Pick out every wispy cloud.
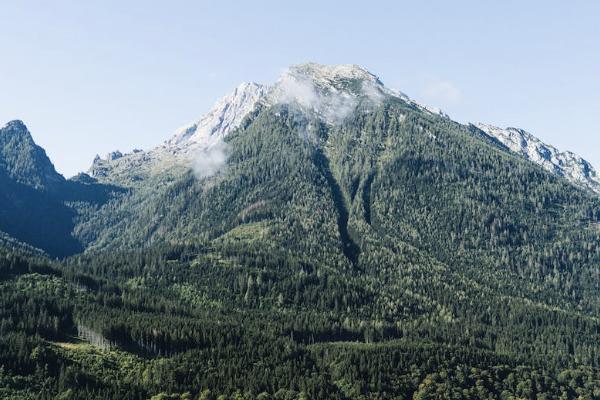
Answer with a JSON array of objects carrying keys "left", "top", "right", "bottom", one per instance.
[
  {"left": 192, "top": 141, "right": 230, "bottom": 179},
  {"left": 271, "top": 69, "right": 386, "bottom": 126}
]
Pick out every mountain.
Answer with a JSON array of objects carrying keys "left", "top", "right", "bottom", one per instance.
[
  {"left": 475, "top": 122, "right": 600, "bottom": 193},
  {"left": 73, "top": 63, "right": 600, "bottom": 256},
  {"left": 0, "top": 120, "right": 65, "bottom": 190},
  {"left": 70, "top": 63, "right": 600, "bottom": 317},
  {"left": 0, "top": 121, "right": 79, "bottom": 256},
  {"left": 0, "top": 121, "right": 121, "bottom": 257},
  {"left": 0, "top": 63, "right": 599, "bottom": 399}
]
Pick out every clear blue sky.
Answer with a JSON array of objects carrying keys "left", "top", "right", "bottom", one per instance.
[{"left": 1, "top": 0, "right": 598, "bottom": 177}]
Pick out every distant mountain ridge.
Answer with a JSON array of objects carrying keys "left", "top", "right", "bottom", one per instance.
[{"left": 475, "top": 123, "right": 600, "bottom": 193}]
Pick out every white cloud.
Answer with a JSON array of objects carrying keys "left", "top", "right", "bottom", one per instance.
[
  {"left": 273, "top": 73, "right": 320, "bottom": 110},
  {"left": 271, "top": 69, "right": 386, "bottom": 126},
  {"left": 192, "top": 141, "right": 230, "bottom": 179}
]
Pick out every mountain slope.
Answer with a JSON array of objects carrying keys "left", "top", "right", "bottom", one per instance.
[
  {"left": 89, "top": 82, "right": 268, "bottom": 186},
  {"left": 475, "top": 122, "right": 600, "bottom": 193},
  {"left": 0, "top": 121, "right": 123, "bottom": 257}
]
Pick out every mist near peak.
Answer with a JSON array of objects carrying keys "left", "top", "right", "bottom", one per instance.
[
  {"left": 192, "top": 141, "right": 231, "bottom": 179},
  {"left": 270, "top": 67, "right": 388, "bottom": 126}
]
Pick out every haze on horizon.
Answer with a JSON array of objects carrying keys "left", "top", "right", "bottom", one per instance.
[{"left": 1, "top": 0, "right": 598, "bottom": 177}]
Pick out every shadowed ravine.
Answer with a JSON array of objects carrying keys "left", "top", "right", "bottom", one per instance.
[
  {"left": 313, "top": 149, "right": 360, "bottom": 265},
  {"left": 362, "top": 173, "right": 375, "bottom": 225}
]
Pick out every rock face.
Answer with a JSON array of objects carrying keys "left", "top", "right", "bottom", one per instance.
[
  {"left": 105, "top": 151, "right": 124, "bottom": 161},
  {"left": 475, "top": 123, "right": 600, "bottom": 193},
  {"left": 169, "top": 82, "right": 267, "bottom": 147},
  {"left": 89, "top": 82, "right": 268, "bottom": 184}
]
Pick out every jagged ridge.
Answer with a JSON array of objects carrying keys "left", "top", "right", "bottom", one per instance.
[{"left": 475, "top": 123, "right": 600, "bottom": 193}]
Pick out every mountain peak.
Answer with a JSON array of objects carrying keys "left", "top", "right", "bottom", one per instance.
[
  {"left": 0, "top": 120, "right": 64, "bottom": 189},
  {"left": 89, "top": 63, "right": 450, "bottom": 184},
  {"left": 1, "top": 120, "right": 34, "bottom": 143},
  {"left": 268, "top": 63, "right": 394, "bottom": 125},
  {"left": 2, "top": 119, "right": 28, "bottom": 131},
  {"left": 275, "top": 63, "right": 387, "bottom": 99},
  {"left": 286, "top": 63, "right": 383, "bottom": 86}
]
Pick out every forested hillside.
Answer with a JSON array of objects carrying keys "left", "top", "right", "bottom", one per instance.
[
  {"left": 0, "top": 121, "right": 122, "bottom": 257},
  {"left": 0, "top": 65, "right": 598, "bottom": 399}
]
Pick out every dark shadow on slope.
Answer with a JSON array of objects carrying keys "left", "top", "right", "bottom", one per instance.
[
  {"left": 362, "top": 173, "right": 375, "bottom": 225},
  {"left": 0, "top": 171, "right": 126, "bottom": 258},
  {"left": 0, "top": 172, "right": 83, "bottom": 257},
  {"left": 62, "top": 173, "right": 127, "bottom": 205},
  {"left": 313, "top": 149, "right": 360, "bottom": 265}
]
